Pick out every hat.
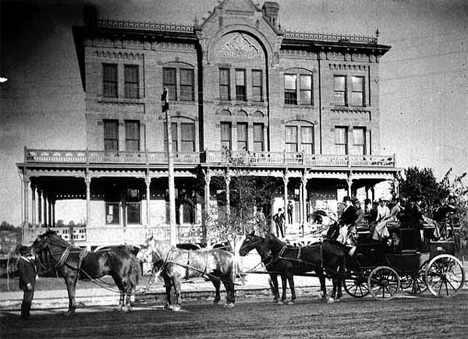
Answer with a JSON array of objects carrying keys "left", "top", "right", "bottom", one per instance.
[
  {"left": 18, "top": 245, "right": 30, "bottom": 256},
  {"left": 343, "top": 196, "right": 351, "bottom": 202}
]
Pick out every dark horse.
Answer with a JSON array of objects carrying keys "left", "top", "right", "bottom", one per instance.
[
  {"left": 239, "top": 232, "right": 347, "bottom": 303},
  {"left": 137, "top": 236, "right": 237, "bottom": 311},
  {"left": 31, "top": 230, "right": 140, "bottom": 315}
]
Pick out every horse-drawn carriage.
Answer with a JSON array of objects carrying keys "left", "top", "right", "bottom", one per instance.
[{"left": 239, "top": 212, "right": 466, "bottom": 303}]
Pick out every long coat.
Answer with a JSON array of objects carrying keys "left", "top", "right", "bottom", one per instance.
[{"left": 17, "top": 256, "right": 37, "bottom": 291}]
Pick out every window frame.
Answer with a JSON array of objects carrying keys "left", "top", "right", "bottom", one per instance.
[
  {"left": 300, "top": 126, "right": 314, "bottom": 155},
  {"left": 124, "top": 64, "right": 139, "bottom": 99},
  {"left": 125, "top": 120, "right": 140, "bottom": 152},
  {"left": 180, "top": 122, "right": 195, "bottom": 152},
  {"left": 253, "top": 123, "right": 264, "bottom": 152},
  {"left": 299, "top": 74, "right": 313, "bottom": 105},
  {"left": 351, "top": 76, "right": 365, "bottom": 107},
  {"left": 334, "top": 75, "right": 347, "bottom": 106},
  {"left": 219, "top": 68, "right": 231, "bottom": 101},
  {"left": 105, "top": 202, "right": 120, "bottom": 225},
  {"left": 237, "top": 123, "right": 248, "bottom": 152},
  {"left": 180, "top": 68, "right": 195, "bottom": 101},
  {"left": 103, "top": 63, "right": 118, "bottom": 98},
  {"left": 352, "top": 127, "right": 366, "bottom": 155},
  {"left": 252, "top": 69, "right": 263, "bottom": 102},
  {"left": 284, "top": 74, "right": 297, "bottom": 105},
  {"left": 285, "top": 125, "right": 298, "bottom": 152},
  {"left": 235, "top": 69, "right": 247, "bottom": 101},
  {"left": 163, "top": 67, "right": 177, "bottom": 101},
  {"left": 103, "top": 119, "right": 119, "bottom": 151},
  {"left": 220, "top": 122, "right": 232, "bottom": 150},
  {"left": 335, "top": 126, "right": 349, "bottom": 155}
]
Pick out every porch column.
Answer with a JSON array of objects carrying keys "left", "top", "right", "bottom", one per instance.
[
  {"left": 38, "top": 190, "right": 42, "bottom": 226},
  {"left": 145, "top": 175, "right": 151, "bottom": 227},
  {"left": 85, "top": 174, "right": 91, "bottom": 227},
  {"left": 31, "top": 185, "right": 36, "bottom": 226},
  {"left": 301, "top": 176, "right": 308, "bottom": 227},
  {"left": 23, "top": 176, "right": 30, "bottom": 225},
  {"left": 346, "top": 174, "right": 354, "bottom": 197},
  {"left": 43, "top": 193, "right": 48, "bottom": 228},
  {"left": 51, "top": 199, "right": 56, "bottom": 227},
  {"left": 283, "top": 173, "right": 289, "bottom": 216},
  {"left": 225, "top": 173, "right": 231, "bottom": 219},
  {"left": 203, "top": 172, "right": 211, "bottom": 244},
  {"left": 48, "top": 198, "right": 52, "bottom": 228}
]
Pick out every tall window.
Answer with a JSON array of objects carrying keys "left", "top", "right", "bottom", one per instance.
[
  {"left": 335, "top": 127, "right": 348, "bottom": 155},
  {"left": 104, "top": 120, "right": 119, "bottom": 151},
  {"left": 105, "top": 202, "right": 120, "bottom": 225},
  {"left": 125, "top": 120, "right": 140, "bottom": 151},
  {"left": 351, "top": 76, "right": 365, "bottom": 106},
  {"left": 301, "top": 126, "right": 314, "bottom": 154},
  {"left": 352, "top": 127, "right": 366, "bottom": 155},
  {"left": 219, "top": 68, "right": 230, "bottom": 101},
  {"left": 124, "top": 65, "right": 139, "bottom": 99},
  {"left": 126, "top": 188, "right": 141, "bottom": 225},
  {"left": 253, "top": 123, "right": 264, "bottom": 152},
  {"left": 181, "top": 123, "right": 195, "bottom": 152},
  {"left": 163, "top": 67, "right": 177, "bottom": 101},
  {"left": 285, "top": 126, "right": 298, "bottom": 152},
  {"left": 235, "top": 69, "right": 246, "bottom": 101},
  {"left": 103, "top": 64, "right": 118, "bottom": 98},
  {"left": 300, "top": 75, "right": 312, "bottom": 105},
  {"left": 180, "top": 69, "right": 194, "bottom": 101},
  {"left": 237, "top": 123, "right": 248, "bottom": 151},
  {"left": 284, "top": 74, "right": 297, "bottom": 104},
  {"left": 220, "top": 122, "right": 232, "bottom": 150},
  {"left": 164, "top": 122, "right": 177, "bottom": 153},
  {"left": 334, "top": 75, "right": 347, "bottom": 106},
  {"left": 252, "top": 70, "right": 263, "bottom": 102}
]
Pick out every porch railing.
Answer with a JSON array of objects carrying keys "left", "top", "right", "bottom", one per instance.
[
  {"left": 24, "top": 148, "right": 396, "bottom": 168},
  {"left": 22, "top": 225, "right": 204, "bottom": 247}
]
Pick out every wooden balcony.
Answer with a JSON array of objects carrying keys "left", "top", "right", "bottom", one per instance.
[{"left": 23, "top": 148, "right": 396, "bottom": 168}]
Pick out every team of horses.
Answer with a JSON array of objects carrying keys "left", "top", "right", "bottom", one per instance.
[{"left": 27, "top": 216, "right": 352, "bottom": 314}]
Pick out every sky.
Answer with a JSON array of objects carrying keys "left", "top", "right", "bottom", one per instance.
[{"left": 1, "top": 0, "right": 467, "bottom": 225}]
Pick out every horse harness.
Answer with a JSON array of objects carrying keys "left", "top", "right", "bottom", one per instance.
[{"left": 278, "top": 243, "right": 324, "bottom": 269}]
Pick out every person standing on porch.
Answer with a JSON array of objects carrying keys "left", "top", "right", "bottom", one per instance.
[
  {"left": 273, "top": 208, "right": 286, "bottom": 238},
  {"left": 287, "top": 201, "right": 293, "bottom": 224}
]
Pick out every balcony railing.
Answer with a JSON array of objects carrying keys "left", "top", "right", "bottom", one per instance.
[{"left": 24, "top": 148, "right": 395, "bottom": 168}]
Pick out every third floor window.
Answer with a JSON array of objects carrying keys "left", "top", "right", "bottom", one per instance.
[
  {"left": 252, "top": 70, "right": 263, "bottom": 102},
  {"left": 124, "top": 65, "right": 139, "bottom": 99},
  {"left": 219, "top": 68, "right": 231, "bottom": 101},
  {"left": 163, "top": 68, "right": 177, "bottom": 101},
  {"left": 103, "top": 64, "right": 118, "bottom": 98},
  {"left": 235, "top": 69, "right": 247, "bottom": 101},
  {"left": 284, "top": 73, "right": 313, "bottom": 105},
  {"left": 351, "top": 76, "right": 365, "bottom": 107},
  {"left": 334, "top": 75, "right": 347, "bottom": 106}
]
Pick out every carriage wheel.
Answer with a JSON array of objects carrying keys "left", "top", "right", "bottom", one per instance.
[
  {"left": 343, "top": 271, "right": 371, "bottom": 298},
  {"left": 367, "top": 266, "right": 400, "bottom": 301},
  {"left": 425, "top": 254, "right": 465, "bottom": 298},
  {"left": 401, "top": 260, "right": 428, "bottom": 295}
]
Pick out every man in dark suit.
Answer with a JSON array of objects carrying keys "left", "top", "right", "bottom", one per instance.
[
  {"left": 17, "top": 245, "right": 37, "bottom": 319},
  {"left": 337, "top": 196, "right": 358, "bottom": 245}
]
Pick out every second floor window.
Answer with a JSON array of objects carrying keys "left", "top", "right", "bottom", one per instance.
[
  {"left": 351, "top": 76, "right": 365, "bottom": 106},
  {"left": 300, "top": 75, "right": 312, "bottom": 105},
  {"left": 253, "top": 123, "right": 264, "bottom": 152},
  {"left": 285, "top": 126, "right": 298, "bottom": 152},
  {"left": 301, "top": 126, "right": 314, "bottom": 154},
  {"left": 284, "top": 74, "right": 297, "bottom": 104},
  {"left": 334, "top": 75, "right": 347, "bottom": 106},
  {"left": 180, "top": 69, "right": 194, "bottom": 101},
  {"left": 163, "top": 68, "right": 177, "bottom": 101},
  {"left": 103, "top": 64, "right": 118, "bottom": 98},
  {"left": 335, "top": 127, "right": 348, "bottom": 155},
  {"left": 164, "top": 122, "right": 178, "bottom": 153},
  {"left": 181, "top": 123, "right": 195, "bottom": 152},
  {"left": 235, "top": 69, "right": 247, "bottom": 101},
  {"left": 352, "top": 127, "right": 366, "bottom": 155},
  {"left": 124, "top": 65, "right": 139, "bottom": 99},
  {"left": 252, "top": 70, "right": 263, "bottom": 102},
  {"left": 220, "top": 122, "right": 232, "bottom": 150},
  {"left": 237, "top": 123, "right": 248, "bottom": 151},
  {"left": 219, "top": 68, "right": 231, "bottom": 101},
  {"left": 104, "top": 119, "right": 119, "bottom": 151},
  {"left": 125, "top": 120, "right": 140, "bottom": 151}
]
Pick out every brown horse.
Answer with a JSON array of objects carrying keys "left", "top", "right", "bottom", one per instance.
[
  {"left": 240, "top": 232, "right": 347, "bottom": 303},
  {"left": 137, "top": 236, "right": 237, "bottom": 311},
  {"left": 31, "top": 230, "right": 140, "bottom": 315}
]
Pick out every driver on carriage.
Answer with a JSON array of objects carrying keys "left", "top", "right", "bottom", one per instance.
[{"left": 336, "top": 196, "right": 358, "bottom": 246}]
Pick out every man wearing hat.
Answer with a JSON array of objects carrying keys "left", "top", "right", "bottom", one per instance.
[
  {"left": 17, "top": 245, "right": 37, "bottom": 319},
  {"left": 337, "top": 196, "right": 358, "bottom": 245}
]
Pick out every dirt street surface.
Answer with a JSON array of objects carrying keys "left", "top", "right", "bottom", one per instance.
[{"left": 2, "top": 291, "right": 468, "bottom": 339}]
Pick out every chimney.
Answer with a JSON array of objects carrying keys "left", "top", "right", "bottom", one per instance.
[{"left": 262, "top": 2, "right": 279, "bottom": 27}]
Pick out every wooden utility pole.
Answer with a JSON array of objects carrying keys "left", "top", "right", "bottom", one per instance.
[{"left": 162, "top": 88, "right": 177, "bottom": 246}]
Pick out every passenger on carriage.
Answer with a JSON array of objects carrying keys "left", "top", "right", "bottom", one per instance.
[{"left": 372, "top": 197, "right": 401, "bottom": 241}]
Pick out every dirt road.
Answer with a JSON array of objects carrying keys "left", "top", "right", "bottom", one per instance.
[{"left": 2, "top": 290, "right": 468, "bottom": 339}]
